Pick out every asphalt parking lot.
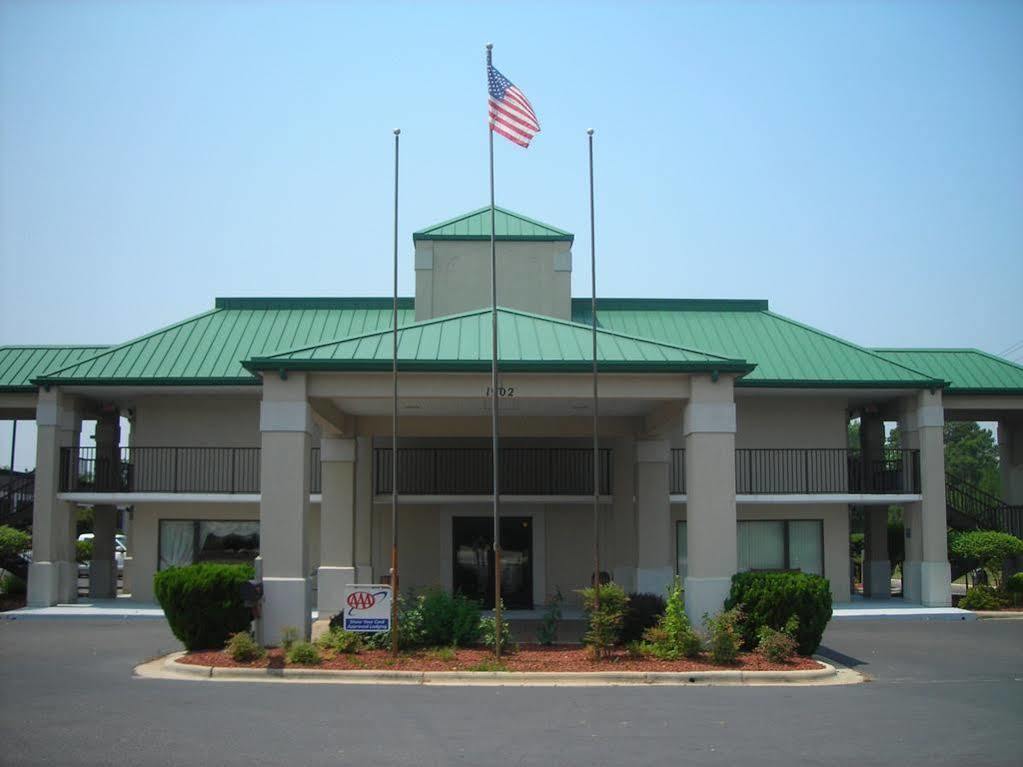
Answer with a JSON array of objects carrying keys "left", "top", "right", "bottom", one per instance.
[{"left": 0, "top": 616, "right": 1020, "bottom": 766}]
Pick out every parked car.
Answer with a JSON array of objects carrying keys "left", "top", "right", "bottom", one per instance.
[{"left": 76, "top": 533, "right": 127, "bottom": 577}]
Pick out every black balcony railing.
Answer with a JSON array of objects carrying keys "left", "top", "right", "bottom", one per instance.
[
  {"left": 374, "top": 447, "right": 613, "bottom": 496},
  {"left": 670, "top": 448, "right": 921, "bottom": 495}
]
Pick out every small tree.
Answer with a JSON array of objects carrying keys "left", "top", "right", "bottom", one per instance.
[
  {"left": 948, "top": 531, "right": 1023, "bottom": 588},
  {"left": 578, "top": 582, "right": 629, "bottom": 658}
]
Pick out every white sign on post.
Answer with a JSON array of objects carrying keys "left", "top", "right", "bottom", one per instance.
[{"left": 342, "top": 584, "right": 392, "bottom": 633}]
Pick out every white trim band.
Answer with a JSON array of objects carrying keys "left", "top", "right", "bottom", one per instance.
[
  {"left": 684, "top": 402, "right": 736, "bottom": 435},
  {"left": 260, "top": 401, "right": 314, "bottom": 433},
  {"left": 320, "top": 437, "right": 356, "bottom": 463}
]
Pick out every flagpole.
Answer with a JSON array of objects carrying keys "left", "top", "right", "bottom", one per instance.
[
  {"left": 588, "top": 129, "right": 601, "bottom": 607},
  {"left": 486, "top": 42, "right": 502, "bottom": 658},
  {"left": 390, "top": 127, "right": 401, "bottom": 658}
]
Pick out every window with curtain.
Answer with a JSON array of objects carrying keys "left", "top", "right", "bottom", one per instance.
[
  {"left": 158, "top": 520, "right": 259, "bottom": 569},
  {"left": 737, "top": 520, "right": 823, "bottom": 575}
]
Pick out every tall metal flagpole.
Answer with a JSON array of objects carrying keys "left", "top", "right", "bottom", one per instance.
[
  {"left": 486, "top": 42, "right": 503, "bottom": 658},
  {"left": 390, "top": 128, "right": 401, "bottom": 658},
  {"left": 588, "top": 130, "right": 601, "bottom": 606}
]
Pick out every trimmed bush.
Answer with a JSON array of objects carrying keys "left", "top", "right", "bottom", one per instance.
[
  {"left": 316, "top": 628, "right": 364, "bottom": 654},
  {"left": 286, "top": 641, "right": 321, "bottom": 665},
  {"left": 725, "top": 571, "right": 833, "bottom": 656},
  {"left": 949, "top": 531, "right": 1023, "bottom": 588},
  {"left": 640, "top": 579, "right": 701, "bottom": 660},
  {"left": 0, "top": 525, "right": 31, "bottom": 560},
  {"left": 704, "top": 608, "right": 743, "bottom": 665},
  {"left": 579, "top": 582, "right": 629, "bottom": 658},
  {"left": 757, "top": 624, "right": 798, "bottom": 663},
  {"left": 226, "top": 631, "right": 265, "bottom": 663},
  {"left": 621, "top": 592, "right": 666, "bottom": 644},
  {"left": 153, "top": 563, "right": 254, "bottom": 651},
  {"left": 0, "top": 572, "right": 26, "bottom": 595},
  {"left": 1007, "top": 572, "right": 1023, "bottom": 607},
  {"left": 959, "top": 585, "right": 1010, "bottom": 611}
]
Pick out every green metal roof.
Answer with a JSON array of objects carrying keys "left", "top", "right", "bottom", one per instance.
[
  {"left": 872, "top": 349, "right": 1023, "bottom": 394},
  {"left": 35, "top": 299, "right": 415, "bottom": 386},
  {"left": 246, "top": 307, "right": 752, "bottom": 374},
  {"left": 412, "top": 206, "right": 574, "bottom": 242},
  {"left": 572, "top": 299, "right": 944, "bottom": 389},
  {"left": 0, "top": 346, "right": 110, "bottom": 392}
]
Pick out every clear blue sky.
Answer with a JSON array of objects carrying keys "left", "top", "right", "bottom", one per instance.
[{"left": 1, "top": 1, "right": 1021, "bottom": 466}]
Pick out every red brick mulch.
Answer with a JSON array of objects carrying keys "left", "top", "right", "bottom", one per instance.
[{"left": 179, "top": 644, "right": 822, "bottom": 673}]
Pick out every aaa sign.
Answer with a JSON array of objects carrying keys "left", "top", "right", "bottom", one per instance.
[{"left": 342, "top": 584, "right": 392, "bottom": 633}]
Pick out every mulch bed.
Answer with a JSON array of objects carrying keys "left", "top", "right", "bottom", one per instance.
[
  {"left": 0, "top": 594, "right": 26, "bottom": 612},
  {"left": 179, "top": 644, "right": 822, "bottom": 673}
]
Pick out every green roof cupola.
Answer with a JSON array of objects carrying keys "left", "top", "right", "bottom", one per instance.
[{"left": 413, "top": 206, "right": 574, "bottom": 322}]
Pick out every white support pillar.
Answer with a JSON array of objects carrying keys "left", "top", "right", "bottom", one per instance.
[
  {"left": 257, "top": 374, "right": 313, "bottom": 644},
  {"left": 610, "top": 437, "right": 637, "bottom": 593},
  {"left": 683, "top": 374, "right": 737, "bottom": 626},
  {"left": 27, "top": 389, "right": 79, "bottom": 606},
  {"left": 89, "top": 410, "right": 120, "bottom": 599},
  {"left": 998, "top": 418, "right": 1023, "bottom": 505},
  {"left": 316, "top": 437, "right": 357, "bottom": 617},
  {"left": 635, "top": 439, "right": 672, "bottom": 596},
  {"left": 860, "top": 413, "right": 890, "bottom": 599},
  {"left": 353, "top": 436, "right": 374, "bottom": 583},
  {"left": 900, "top": 391, "right": 951, "bottom": 607}
]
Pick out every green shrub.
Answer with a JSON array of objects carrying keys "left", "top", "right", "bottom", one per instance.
[
  {"left": 756, "top": 623, "right": 798, "bottom": 663},
  {"left": 226, "top": 631, "right": 265, "bottom": 663},
  {"left": 536, "top": 588, "right": 564, "bottom": 646},
  {"left": 949, "top": 531, "right": 1023, "bottom": 588},
  {"left": 418, "top": 588, "right": 458, "bottom": 645},
  {"left": 75, "top": 539, "right": 92, "bottom": 563},
  {"left": 286, "top": 641, "right": 321, "bottom": 665},
  {"left": 579, "top": 582, "right": 629, "bottom": 658},
  {"left": 450, "top": 594, "right": 482, "bottom": 647},
  {"left": 480, "top": 601, "right": 513, "bottom": 651},
  {"left": 0, "top": 525, "right": 31, "bottom": 560},
  {"left": 279, "top": 626, "right": 301, "bottom": 651},
  {"left": 704, "top": 608, "right": 742, "bottom": 665},
  {"left": 0, "top": 572, "right": 27, "bottom": 595},
  {"left": 959, "top": 585, "right": 1010, "bottom": 611},
  {"left": 621, "top": 592, "right": 666, "bottom": 644},
  {"left": 152, "top": 563, "right": 255, "bottom": 651},
  {"left": 316, "top": 628, "right": 364, "bottom": 655},
  {"left": 640, "top": 579, "right": 702, "bottom": 660},
  {"left": 725, "top": 571, "right": 833, "bottom": 656},
  {"left": 1007, "top": 572, "right": 1023, "bottom": 606}
]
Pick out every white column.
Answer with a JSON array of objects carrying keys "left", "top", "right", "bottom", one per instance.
[
  {"left": 635, "top": 439, "right": 672, "bottom": 596},
  {"left": 258, "top": 374, "right": 313, "bottom": 643},
  {"left": 683, "top": 374, "right": 737, "bottom": 626},
  {"left": 900, "top": 391, "right": 951, "bottom": 607},
  {"left": 316, "top": 437, "right": 357, "bottom": 617},
  {"left": 89, "top": 410, "right": 120, "bottom": 599},
  {"left": 353, "top": 436, "right": 374, "bottom": 583},
  {"left": 860, "top": 413, "right": 890, "bottom": 599},
  {"left": 27, "top": 389, "right": 79, "bottom": 606},
  {"left": 610, "top": 437, "right": 637, "bottom": 592},
  {"left": 998, "top": 418, "right": 1023, "bottom": 505}
]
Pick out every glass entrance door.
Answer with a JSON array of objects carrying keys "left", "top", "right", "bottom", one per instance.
[{"left": 452, "top": 516, "right": 533, "bottom": 609}]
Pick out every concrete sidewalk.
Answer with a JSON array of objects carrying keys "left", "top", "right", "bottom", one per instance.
[
  {"left": 3, "top": 598, "right": 165, "bottom": 620},
  {"left": 832, "top": 598, "right": 975, "bottom": 621}
]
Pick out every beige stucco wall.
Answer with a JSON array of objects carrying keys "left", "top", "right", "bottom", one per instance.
[
  {"left": 672, "top": 502, "right": 850, "bottom": 603},
  {"left": 131, "top": 395, "right": 261, "bottom": 447},
  {"left": 126, "top": 501, "right": 262, "bottom": 601},
  {"left": 414, "top": 240, "right": 572, "bottom": 321}
]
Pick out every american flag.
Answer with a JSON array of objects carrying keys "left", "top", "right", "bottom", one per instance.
[{"left": 488, "top": 62, "right": 540, "bottom": 148}]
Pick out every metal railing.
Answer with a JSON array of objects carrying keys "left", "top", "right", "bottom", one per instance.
[
  {"left": 946, "top": 475, "right": 1023, "bottom": 539},
  {"left": 670, "top": 448, "right": 921, "bottom": 495},
  {"left": 0, "top": 471, "right": 35, "bottom": 526},
  {"left": 374, "top": 447, "right": 613, "bottom": 496}
]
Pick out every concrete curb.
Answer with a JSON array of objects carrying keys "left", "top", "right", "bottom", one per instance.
[
  {"left": 972, "top": 610, "right": 1023, "bottom": 620},
  {"left": 150, "top": 652, "right": 852, "bottom": 687}
]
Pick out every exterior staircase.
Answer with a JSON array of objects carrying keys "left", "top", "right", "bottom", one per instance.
[
  {"left": 0, "top": 473, "right": 34, "bottom": 581},
  {"left": 946, "top": 476, "right": 1023, "bottom": 582}
]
